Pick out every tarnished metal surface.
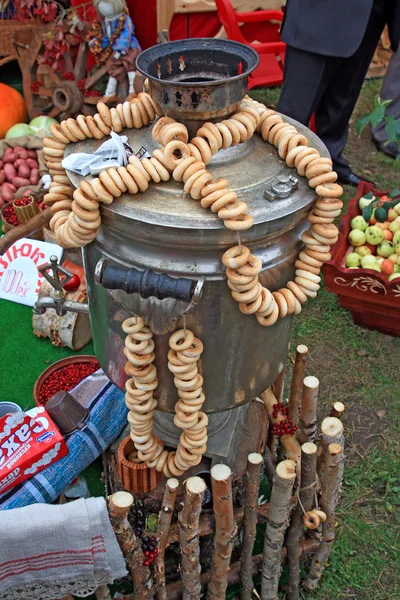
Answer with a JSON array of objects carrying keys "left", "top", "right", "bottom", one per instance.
[{"left": 67, "top": 111, "right": 329, "bottom": 414}]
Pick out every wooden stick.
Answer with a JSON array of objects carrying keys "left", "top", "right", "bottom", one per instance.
[
  {"left": 329, "top": 402, "right": 345, "bottom": 419},
  {"left": 107, "top": 491, "right": 152, "bottom": 600},
  {"left": 317, "top": 417, "right": 344, "bottom": 475},
  {"left": 0, "top": 207, "right": 51, "bottom": 255},
  {"left": 298, "top": 376, "right": 319, "bottom": 444},
  {"left": 207, "top": 465, "right": 237, "bottom": 600},
  {"left": 240, "top": 453, "right": 263, "bottom": 600},
  {"left": 180, "top": 476, "right": 206, "bottom": 600},
  {"left": 288, "top": 345, "right": 308, "bottom": 424},
  {"left": 261, "top": 460, "right": 296, "bottom": 600},
  {"left": 286, "top": 442, "right": 318, "bottom": 600},
  {"left": 304, "top": 444, "right": 344, "bottom": 590},
  {"left": 260, "top": 388, "right": 301, "bottom": 461},
  {"left": 95, "top": 585, "right": 112, "bottom": 600},
  {"left": 155, "top": 478, "right": 179, "bottom": 600},
  {"left": 168, "top": 504, "right": 270, "bottom": 545},
  {"left": 158, "top": 539, "right": 319, "bottom": 600},
  {"left": 272, "top": 364, "right": 286, "bottom": 403}
]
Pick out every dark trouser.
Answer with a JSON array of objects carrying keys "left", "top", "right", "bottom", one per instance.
[{"left": 277, "top": 0, "right": 387, "bottom": 178}]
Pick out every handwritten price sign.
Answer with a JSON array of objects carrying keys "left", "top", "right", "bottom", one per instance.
[{"left": 0, "top": 239, "right": 62, "bottom": 307}]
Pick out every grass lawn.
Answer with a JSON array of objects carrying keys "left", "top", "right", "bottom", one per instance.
[
  {"left": 0, "top": 79, "right": 398, "bottom": 599},
  {"left": 250, "top": 80, "right": 400, "bottom": 600}
]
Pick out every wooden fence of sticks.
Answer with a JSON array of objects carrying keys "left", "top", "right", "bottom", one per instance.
[{"left": 103, "top": 344, "right": 345, "bottom": 600}]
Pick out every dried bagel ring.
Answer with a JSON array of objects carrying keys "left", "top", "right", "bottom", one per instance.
[
  {"left": 256, "top": 301, "right": 279, "bottom": 326},
  {"left": 107, "top": 167, "right": 128, "bottom": 193},
  {"left": 189, "top": 171, "right": 213, "bottom": 200},
  {"left": 97, "top": 102, "right": 112, "bottom": 127},
  {"left": 99, "top": 171, "right": 121, "bottom": 197},
  {"left": 110, "top": 107, "right": 123, "bottom": 132},
  {"left": 222, "top": 119, "right": 241, "bottom": 145},
  {"left": 118, "top": 167, "right": 139, "bottom": 194},
  {"left": 197, "top": 126, "right": 219, "bottom": 154},
  {"left": 285, "top": 145, "right": 309, "bottom": 167},
  {"left": 201, "top": 189, "right": 231, "bottom": 210},
  {"left": 224, "top": 213, "right": 253, "bottom": 231},
  {"left": 308, "top": 170, "right": 337, "bottom": 188},
  {"left": 94, "top": 113, "right": 112, "bottom": 135},
  {"left": 315, "top": 182, "right": 343, "bottom": 198},
  {"left": 163, "top": 140, "right": 191, "bottom": 170},
  {"left": 50, "top": 122, "right": 70, "bottom": 144},
  {"left": 203, "top": 122, "right": 223, "bottom": 148},
  {"left": 122, "top": 316, "right": 145, "bottom": 334},
  {"left": 169, "top": 329, "right": 195, "bottom": 352},
  {"left": 126, "top": 165, "right": 149, "bottom": 192},
  {"left": 222, "top": 245, "right": 250, "bottom": 268},
  {"left": 272, "top": 291, "right": 288, "bottom": 318},
  {"left": 278, "top": 287, "right": 297, "bottom": 314},
  {"left": 85, "top": 116, "right": 104, "bottom": 140},
  {"left": 173, "top": 156, "right": 197, "bottom": 182},
  {"left": 191, "top": 136, "right": 213, "bottom": 164}
]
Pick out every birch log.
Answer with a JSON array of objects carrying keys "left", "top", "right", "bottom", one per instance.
[
  {"left": 207, "top": 465, "right": 237, "bottom": 600},
  {"left": 107, "top": 491, "right": 152, "bottom": 600},
  {"left": 261, "top": 460, "right": 296, "bottom": 600},
  {"left": 298, "top": 376, "right": 319, "bottom": 444},
  {"left": 180, "top": 476, "right": 206, "bottom": 600},
  {"left": 32, "top": 280, "right": 91, "bottom": 350},
  {"left": 304, "top": 444, "right": 344, "bottom": 589},
  {"left": 286, "top": 442, "right": 318, "bottom": 600},
  {"left": 155, "top": 478, "right": 179, "bottom": 600},
  {"left": 288, "top": 345, "right": 308, "bottom": 424},
  {"left": 317, "top": 417, "right": 344, "bottom": 477},
  {"left": 260, "top": 388, "right": 301, "bottom": 461},
  {"left": 240, "top": 453, "right": 263, "bottom": 600},
  {"left": 329, "top": 402, "right": 345, "bottom": 419}
]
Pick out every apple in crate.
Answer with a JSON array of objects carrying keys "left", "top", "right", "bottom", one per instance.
[
  {"left": 351, "top": 216, "right": 368, "bottom": 231},
  {"left": 345, "top": 252, "right": 362, "bottom": 268},
  {"left": 349, "top": 229, "right": 367, "bottom": 246},
  {"left": 377, "top": 241, "right": 394, "bottom": 257},
  {"left": 365, "top": 226, "right": 385, "bottom": 245},
  {"left": 355, "top": 245, "right": 372, "bottom": 257}
]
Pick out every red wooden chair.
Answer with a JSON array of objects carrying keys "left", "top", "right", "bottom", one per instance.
[{"left": 215, "top": 0, "right": 286, "bottom": 89}]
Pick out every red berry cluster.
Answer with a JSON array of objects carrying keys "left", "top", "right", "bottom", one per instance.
[
  {"left": 78, "top": 78, "right": 87, "bottom": 91},
  {"left": 84, "top": 90, "right": 101, "bottom": 97},
  {"left": 3, "top": 204, "right": 19, "bottom": 226},
  {"left": 271, "top": 402, "right": 298, "bottom": 437},
  {"left": 31, "top": 82, "right": 40, "bottom": 93},
  {"left": 142, "top": 536, "right": 158, "bottom": 567},
  {"left": 14, "top": 197, "right": 33, "bottom": 207},
  {"left": 39, "top": 361, "right": 100, "bottom": 404},
  {"left": 33, "top": 7, "right": 52, "bottom": 22},
  {"left": 62, "top": 71, "right": 75, "bottom": 81}
]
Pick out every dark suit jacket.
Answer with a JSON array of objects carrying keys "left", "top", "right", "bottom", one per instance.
[{"left": 281, "top": 0, "right": 400, "bottom": 57}]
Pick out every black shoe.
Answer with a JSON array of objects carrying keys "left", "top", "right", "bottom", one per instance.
[
  {"left": 338, "top": 172, "right": 376, "bottom": 187},
  {"left": 373, "top": 138, "right": 399, "bottom": 159}
]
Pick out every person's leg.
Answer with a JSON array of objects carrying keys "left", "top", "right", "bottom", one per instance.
[
  {"left": 277, "top": 46, "right": 332, "bottom": 126},
  {"left": 315, "top": 0, "right": 387, "bottom": 178},
  {"left": 372, "top": 47, "right": 400, "bottom": 143}
]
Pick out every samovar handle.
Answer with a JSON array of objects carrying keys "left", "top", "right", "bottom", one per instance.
[{"left": 95, "top": 259, "right": 203, "bottom": 304}]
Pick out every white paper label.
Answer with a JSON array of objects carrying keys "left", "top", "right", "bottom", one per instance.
[{"left": 0, "top": 238, "right": 63, "bottom": 307}]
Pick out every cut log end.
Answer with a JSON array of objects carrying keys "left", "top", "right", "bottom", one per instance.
[
  {"left": 276, "top": 459, "right": 297, "bottom": 480},
  {"left": 248, "top": 452, "right": 263, "bottom": 465},
  {"left": 330, "top": 401, "right": 345, "bottom": 418},
  {"left": 328, "top": 443, "right": 343, "bottom": 456},
  {"left": 297, "top": 344, "right": 308, "bottom": 354},
  {"left": 166, "top": 478, "right": 179, "bottom": 491},
  {"left": 111, "top": 491, "right": 134, "bottom": 509},
  {"left": 211, "top": 463, "right": 232, "bottom": 481},
  {"left": 321, "top": 417, "right": 344, "bottom": 438},
  {"left": 186, "top": 476, "right": 207, "bottom": 494},
  {"left": 302, "top": 442, "right": 318, "bottom": 455},
  {"left": 303, "top": 375, "right": 319, "bottom": 389}
]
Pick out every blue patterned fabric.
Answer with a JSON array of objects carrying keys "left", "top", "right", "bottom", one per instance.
[
  {"left": 0, "top": 382, "right": 127, "bottom": 510},
  {"left": 98, "top": 13, "right": 141, "bottom": 54}
]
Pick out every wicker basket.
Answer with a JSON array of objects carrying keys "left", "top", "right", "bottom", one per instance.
[
  {"left": 0, "top": 19, "right": 38, "bottom": 65},
  {"left": 117, "top": 435, "right": 163, "bottom": 494}
]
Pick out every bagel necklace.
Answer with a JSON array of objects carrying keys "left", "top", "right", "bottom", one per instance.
[{"left": 123, "top": 316, "right": 208, "bottom": 477}]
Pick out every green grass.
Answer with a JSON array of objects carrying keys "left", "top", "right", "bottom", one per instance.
[{"left": 248, "top": 82, "right": 400, "bottom": 599}]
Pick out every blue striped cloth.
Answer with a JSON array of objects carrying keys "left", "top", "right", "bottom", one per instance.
[{"left": 0, "top": 381, "right": 127, "bottom": 510}]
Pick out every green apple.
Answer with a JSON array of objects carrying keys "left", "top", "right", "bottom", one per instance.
[
  {"left": 394, "top": 265, "right": 400, "bottom": 273},
  {"left": 359, "top": 196, "right": 374, "bottom": 209},
  {"left": 393, "top": 231, "right": 400, "bottom": 245},
  {"left": 389, "top": 253, "right": 398, "bottom": 263},
  {"left": 365, "top": 226, "right": 385, "bottom": 245},
  {"left": 361, "top": 255, "right": 378, "bottom": 268},
  {"left": 345, "top": 252, "right": 361, "bottom": 268},
  {"left": 355, "top": 245, "right": 372, "bottom": 257},
  {"left": 376, "top": 257, "right": 384, "bottom": 265},
  {"left": 388, "top": 272, "right": 400, "bottom": 281},
  {"left": 394, "top": 202, "right": 400, "bottom": 214},
  {"left": 348, "top": 229, "right": 367, "bottom": 247},
  {"left": 396, "top": 243, "right": 400, "bottom": 256},
  {"left": 377, "top": 241, "right": 395, "bottom": 258},
  {"left": 351, "top": 216, "right": 368, "bottom": 231},
  {"left": 388, "top": 208, "right": 397, "bottom": 222},
  {"left": 389, "top": 221, "right": 400, "bottom": 233},
  {"left": 369, "top": 264, "right": 381, "bottom": 272}
]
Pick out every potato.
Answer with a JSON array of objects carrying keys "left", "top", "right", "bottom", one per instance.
[
  {"left": 3, "top": 153, "right": 16, "bottom": 164},
  {"left": 14, "top": 148, "right": 28, "bottom": 160},
  {"left": 26, "top": 158, "right": 39, "bottom": 170},
  {"left": 30, "top": 169, "right": 39, "bottom": 185},
  {"left": 12, "top": 177, "right": 31, "bottom": 188},
  {"left": 0, "top": 160, "right": 3, "bottom": 169},
  {"left": 2, "top": 183, "right": 15, "bottom": 202},
  {"left": 27, "top": 150, "right": 37, "bottom": 159},
  {"left": 4, "top": 164, "right": 16, "bottom": 182},
  {"left": 18, "top": 164, "right": 31, "bottom": 179},
  {"left": 0, "top": 172, "right": 4, "bottom": 185},
  {"left": 0, "top": 197, "right": 4, "bottom": 208},
  {"left": 4, "top": 147, "right": 13, "bottom": 155}
]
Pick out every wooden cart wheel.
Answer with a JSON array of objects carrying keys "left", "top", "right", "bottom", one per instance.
[{"left": 15, "top": 24, "right": 108, "bottom": 121}]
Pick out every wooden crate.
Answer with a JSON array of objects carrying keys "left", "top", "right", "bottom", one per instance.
[{"left": 0, "top": 19, "right": 38, "bottom": 67}]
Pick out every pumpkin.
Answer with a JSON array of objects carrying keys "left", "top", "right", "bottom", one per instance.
[{"left": 0, "top": 84, "right": 27, "bottom": 139}]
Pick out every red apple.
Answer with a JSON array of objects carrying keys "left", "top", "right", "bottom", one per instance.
[
  {"left": 383, "top": 229, "right": 393, "bottom": 241},
  {"left": 365, "top": 243, "right": 377, "bottom": 255},
  {"left": 381, "top": 259, "right": 394, "bottom": 275},
  {"left": 388, "top": 208, "right": 397, "bottom": 222}
]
